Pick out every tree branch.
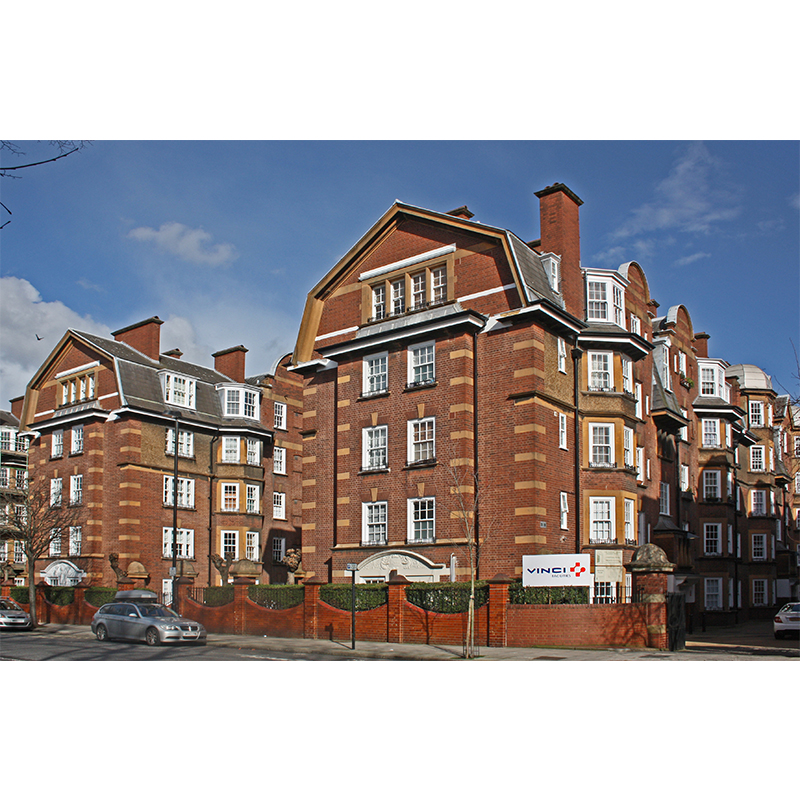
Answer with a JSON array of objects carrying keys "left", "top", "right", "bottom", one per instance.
[{"left": 0, "top": 146, "right": 79, "bottom": 172}]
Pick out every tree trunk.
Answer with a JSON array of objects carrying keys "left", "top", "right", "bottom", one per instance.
[{"left": 27, "top": 562, "right": 38, "bottom": 629}]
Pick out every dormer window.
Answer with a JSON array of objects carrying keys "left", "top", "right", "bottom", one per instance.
[
  {"left": 698, "top": 361, "right": 731, "bottom": 401},
  {"left": 540, "top": 253, "right": 561, "bottom": 294},
  {"left": 220, "top": 385, "right": 260, "bottom": 419},
  {"left": 585, "top": 272, "right": 626, "bottom": 327},
  {"left": 162, "top": 373, "right": 196, "bottom": 409}
]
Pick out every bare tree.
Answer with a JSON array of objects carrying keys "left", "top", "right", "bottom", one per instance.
[
  {"left": 446, "top": 456, "right": 494, "bottom": 659},
  {"left": 1, "top": 475, "right": 84, "bottom": 628},
  {"left": 0, "top": 140, "right": 91, "bottom": 229}
]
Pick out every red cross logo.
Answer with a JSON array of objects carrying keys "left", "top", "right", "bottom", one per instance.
[{"left": 570, "top": 562, "right": 586, "bottom": 577}]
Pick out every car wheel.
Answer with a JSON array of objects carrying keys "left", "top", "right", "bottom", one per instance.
[
  {"left": 96, "top": 624, "right": 109, "bottom": 642},
  {"left": 145, "top": 627, "right": 161, "bottom": 646},
  {"left": 774, "top": 630, "right": 785, "bottom": 640}
]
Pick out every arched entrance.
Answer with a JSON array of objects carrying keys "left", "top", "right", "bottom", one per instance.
[
  {"left": 40, "top": 560, "right": 86, "bottom": 587},
  {"left": 355, "top": 550, "right": 446, "bottom": 583}
]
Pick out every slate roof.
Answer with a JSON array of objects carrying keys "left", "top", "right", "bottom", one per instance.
[
  {"left": 71, "top": 330, "right": 270, "bottom": 434},
  {"left": 506, "top": 232, "right": 562, "bottom": 307}
]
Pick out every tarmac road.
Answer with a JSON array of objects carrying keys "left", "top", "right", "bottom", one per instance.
[{"left": 1, "top": 617, "right": 797, "bottom": 661}]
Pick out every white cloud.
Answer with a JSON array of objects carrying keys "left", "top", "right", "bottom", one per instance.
[
  {"left": 673, "top": 252, "right": 711, "bottom": 267},
  {"left": 128, "top": 221, "right": 238, "bottom": 267},
  {"left": 0, "top": 276, "right": 112, "bottom": 403},
  {"left": 613, "top": 142, "right": 743, "bottom": 239}
]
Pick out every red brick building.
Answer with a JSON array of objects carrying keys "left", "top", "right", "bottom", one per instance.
[{"left": 12, "top": 317, "right": 301, "bottom": 593}]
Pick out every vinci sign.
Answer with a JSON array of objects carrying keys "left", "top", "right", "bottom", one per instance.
[{"left": 522, "top": 555, "right": 592, "bottom": 587}]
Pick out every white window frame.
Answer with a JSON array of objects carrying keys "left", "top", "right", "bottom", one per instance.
[
  {"left": 163, "top": 373, "right": 196, "bottom": 409},
  {"left": 222, "top": 436, "right": 240, "bottom": 463},
  {"left": 702, "top": 419, "right": 721, "bottom": 448},
  {"left": 589, "top": 352, "right": 613, "bottom": 391},
  {"left": 247, "top": 438, "right": 261, "bottom": 466},
  {"left": 589, "top": 422, "right": 615, "bottom": 467},
  {"left": 408, "top": 417, "right": 436, "bottom": 464},
  {"left": 559, "top": 413, "right": 568, "bottom": 450},
  {"left": 749, "top": 400, "right": 764, "bottom": 428},
  {"left": 624, "top": 498, "right": 636, "bottom": 543},
  {"left": 621, "top": 356, "right": 632, "bottom": 393},
  {"left": 557, "top": 337, "right": 567, "bottom": 373},
  {"left": 623, "top": 426, "right": 634, "bottom": 467},
  {"left": 408, "top": 497, "right": 435, "bottom": 543},
  {"left": 659, "top": 481, "right": 670, "bottom": 516},
  {"left": 629, "top": 314, "right": 641, "bottom": 336},
  {"left": 70, "top": 424, "right": 84, "bottom": 455},
  {"left": 363, "top": 352, "right": 389, "bottom": 396},
  {"left": 166, "top": 427, "right": 194, "bottom": 458},
  {"left": 246, "top": 485, "right": 260, "bottom": 514},
  {"left": 162, "top": 527, "right": 195, "bottom": 559},
  {"left": 272, "top": 445, "right": 286, "bottom": 474},
  {"left": 589, "top": 497, "right": 615, "bottom": 543},
  {"left": 68, "top": 526, "right": 81, "bottom": 557},
  {"left": 221, "top": 482, "right": 239, "bottom": 512},
  {"left": 752, "top": 533, "right": 766, "bottom": 561},
  {"left": 52, "top": 429, "right": 64, "bottom": 458},
  {"left": 587, "top": 280, "right": 609, "bottom": 321},
  {"left": 560, "top": 492, "right": 569, "bottom": 529},
  {"left": 50, "top": 477, "right": 63, "bottom": 507},
  {"left": 752, "top": 578, "right": 767, "bottom": 606},
  {"left": 680, "top": 464, "right": 690, "bottom": 492},
  {"left": 272, "top": 535, "right": 286, "bottom": 564},
  {"left": 362, "top": 501, "right": 388, "bottom": 545},
  {"left": 704, "top": 523, "right": 721, "bottom": 555},
  {"left": 750, "top": 445, "right": 765, "bottom": 472},
  {"left": 69, "top": 474, "right": 83, "bottom": 506},
  {"left": 222, "top": 530, "right": 238, "bottom": 562},
  {"left": 705, "top": 577, "right": 722, "bottom": 610},
  {"left": 246, "top": 531, "right": 259, "bottom": 561},
  {"left": 273, "top": 491, "right": 286, "bottom": 520},
  {"left": 274, "top": 401, "right": 287, "bottom": 430},
  {"left": 703, "top": 469, "right": 721, "bottom": 500},
  {"left": 751, "top": 489, "right": 767, "bottom": 516},
  {"left": 391, "top": 278, "right": 405, "bottom": 315},
  {"left": 163, "top": 476, "right": 195, "bottom": 509},
  {"left": 407, "top": 341, "right": 435, "bottom": 387},
  {"left": 363, "top": 425, "right": 388, "bottom": 471},
  {"left": 49, "top": 529, "right": 62, "bottom": 557},
  {"left": 372, "top": 283, "right": 386, "bottom": 320}
]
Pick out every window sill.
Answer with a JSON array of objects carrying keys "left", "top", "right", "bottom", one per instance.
[
  {"left": 404, "top": 459, "right": 437, "bottom": 470},
  {"left": 404, "top": 380, "right": 438, "bottom": 393},
  {"left": 359, "top": 467, "right": 389, "bottom": 475},
  {"left": 358, "top": 391, "right": 390, "bottom": 401}
]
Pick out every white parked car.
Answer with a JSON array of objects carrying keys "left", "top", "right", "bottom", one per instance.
[{"left": 773, "top": 602, "right": 800, "bottom": 639}]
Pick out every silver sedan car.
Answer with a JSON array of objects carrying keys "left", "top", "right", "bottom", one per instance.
[
  {"left": 773, "top": 602, "right": 800, "bottom": 639},
  {"left": 91, "top": 594, "right": 206, "bottom": 646},
  {"left": 0, "top": 598, "right": 32, "bottom": 630}
]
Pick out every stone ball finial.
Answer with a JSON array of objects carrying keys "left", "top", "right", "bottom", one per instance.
[{"left": 626, "top": 543, "right": 675, "bottom": 573}]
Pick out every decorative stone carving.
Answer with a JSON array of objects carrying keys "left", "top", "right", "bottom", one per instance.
[
  {"left": 109, "top": 553, "right": 128, "bottom": 581},
  {"left": 626, "top": 543, "right": 676, "bottom": 574}
]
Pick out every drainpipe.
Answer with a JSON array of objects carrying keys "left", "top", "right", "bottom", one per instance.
[
  {"left": 208, "top": 434, "right": 219, "bottom": 587},
  {"left": 472, "top": 330, "right": 480, "bottom": 580},
  {"left": 572, "top": 345, "right": 583, "bottom": 555}
]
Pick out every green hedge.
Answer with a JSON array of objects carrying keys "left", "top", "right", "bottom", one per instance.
[
  {"left": 320, "top": 583, "right": 388, "bottom": 611},
  {"left": 85, "top": 587, "right": 118, "bottom": 608},
  {"left": 200, "top": 586, "right": 235, "bottom": 606},
  {"left": 248, "top": 584, "right": 304, "bottom": 610},
  {"left": 10, "top": 587, "right": 28, "bottom": 604},
  {"left": 508, "top": 584, "right": 589, "bottom": 605},
  {"left": 43, "top": 586, "right": 75, "bottom": 606},
  {"left": 406, "top": 581, "right": 489, "bottom": 614}
]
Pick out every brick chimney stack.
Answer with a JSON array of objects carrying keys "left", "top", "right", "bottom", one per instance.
[
  {"left": 534, "top": 183, "right": 584, "bottom": 319},
  {"left": 213, "top": 345, "right": 248, "bottom": 383},
  {"left": 112, "top": 317, "right": 164, "bottom": 361},
  {"left": 693, "top": 332, "right": 710, "bottom": 358}
]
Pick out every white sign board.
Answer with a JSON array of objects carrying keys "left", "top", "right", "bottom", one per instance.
[{"left": 522, "top": 554, "right": 593, "bottom": 587}]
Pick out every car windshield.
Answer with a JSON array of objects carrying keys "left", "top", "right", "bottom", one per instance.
[
  {"left": 0, "top": 599, "right": 22, "bottom": 610},
  {"left": 136, "top": 604, "right": 178, "bottom": 618}
]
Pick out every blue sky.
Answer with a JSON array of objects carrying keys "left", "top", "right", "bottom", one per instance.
[{"left": 1, "top": 140, "right": 797, "bottom": 405}]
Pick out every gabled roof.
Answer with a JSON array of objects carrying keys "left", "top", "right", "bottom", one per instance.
[{"left": 293, "top": 200, "right": 572, "bottom": 363}]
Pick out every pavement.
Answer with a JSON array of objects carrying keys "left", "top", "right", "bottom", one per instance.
[{"left": 26, "top": 619, "right": 800, "bottom": 660}]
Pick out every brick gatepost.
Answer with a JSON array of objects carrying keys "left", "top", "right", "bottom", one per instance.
[
  {"left": 302, "top": 577, "right": 325, "bottom": 640},
  {"left": 626, "top": 543, "right": 675, "bottom": 650},
  {"left": 174, "top": 576, "right": 194, "bottom": 617},
  {"left": 487, "top": 574, "right": 513, "bottom": 647},
  {"left": 387, "top": 571, "right": 410, "bottom": 644}
]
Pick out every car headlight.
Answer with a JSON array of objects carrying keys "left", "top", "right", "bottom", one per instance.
[{"left": 162, "top": 624, "right": 180, "bottom": 631}]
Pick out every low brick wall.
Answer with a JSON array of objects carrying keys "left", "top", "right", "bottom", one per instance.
[{"left": 507, "top": 603, "right": 653, "bottom": 649}]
